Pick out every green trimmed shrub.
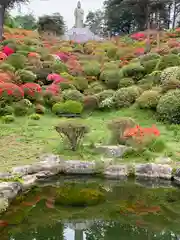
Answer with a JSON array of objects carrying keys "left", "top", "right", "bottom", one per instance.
[
  {"left": 139, "top": 53, "right": 160, "bottom": 63},
  {"left": 29, "top": 113, "right": 41, "bottom": 120},
  {"left": 141, "top": 59, "right": 158, "bottom": 74},
  {"left": 13, "top": 102, "right": 30, "bottom": 116},
  {"left": 137, "top": 77, "right": 154, "bottom": 90},
  {"left": 43, "top": 91, "right": 62, "bottom": 107},
  {"left": 95, "top": 90, "right": 115, "bottom": 103},
  {"left": 74, "top": 77, "right": 88, "bottom": 91},
  {"left": 156, "top": 54, "right": 180, "bottom": 71},
  {"left": 0, "top": 105, "right": 14, "bottom": 116},
  {"left": 136, "top": 90, "right": 161, "bottom": 109},
  {"left": 6, "top": 53, "right": 26, "bottom": 70},
  {"left": 1, "top": 115, "right": 15, "bottom": 124},
  {"left": 52, "top": 100, "right": 83, "bottom": 115},
  {"left": 160, "top": 66, "right": 180, "bottom": 83},
  {"left": 107, "top": 117, "right": 136, "bottom": 144},
  {"left": 118, "top": 78, "right": 134, "bottom": 88},
  {"left": 16, "top": 69, "right": 37, "bottom": 83},
  {"left": 161, "top": 78, "right": 180, "bottom": 92},
  {"left": 100, "top": 69, "right": 121, "bottom": 89},
  {"left": 103, "top": 61, "right": 119, "bottom": 70},
  {"left": 156, "top": 89, "right": 180, "bottom": 123},
  {"left": 62, "top": 89, "right": 83, "bottom": 102},
  {"left": 84, "top": 82, "right": 106, "bottom": 95},
  {"left": 121, "top": 63, "right": 145, "bottom": 81},
  {"left": 55, "top": 119, "right": 89, "bottom": 150},
  {"left": 52, "top": 62, "right": 68, "bottom": 73},
  {"left": 59, "top": 82, "right": 75, "bottom": 91},
  {"left": 107, "top": 47, "right": 118, "bottom": 59},
  {"left": 83, "top": 62, "right": 101, "bottom": 77},
  {"left": 113, "top": 86, "right": 142, "bottom": 108},
  {"left": 0, "top": 63, "right": 15, "bottom": 72}
]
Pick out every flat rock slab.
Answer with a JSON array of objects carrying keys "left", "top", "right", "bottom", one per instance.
[
  {"left": 0, "top": 198, "right": 9, "bottom": 213},
  {"left": 0, "top": 182, "right": 22, "bottom": 199},
  {"left": 104, "top": 164, "right": 128, "bottom": 179},
  {"left": 95, "top": 145, "right": 130, "bottom": 158},
  {"left": 64, "top": 161, "right": 96, "bottom": 174},
  {"left": 135, "top": 163, "right": 172, "bottom": 179},
  {"left": 11, "top": 154, "right": 64, "bottom": 177},
  {"left": 155, "top": 157, "right": 172, "bottom": 164},
  {"left": 173, "top": 168, "right": 180, "bottom": 184}
]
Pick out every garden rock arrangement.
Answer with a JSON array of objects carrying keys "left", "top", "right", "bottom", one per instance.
[{"left": 0, "top": 153, "right": 180, "bottom": 213}]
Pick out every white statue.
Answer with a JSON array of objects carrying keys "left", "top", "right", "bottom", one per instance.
[{"left": 74, "top": 1, "right": 84, "bottom": 28}]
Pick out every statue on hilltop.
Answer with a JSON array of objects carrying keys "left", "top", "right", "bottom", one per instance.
[{"left": 74, "top": 1, "right": 84, "bottom": 28}]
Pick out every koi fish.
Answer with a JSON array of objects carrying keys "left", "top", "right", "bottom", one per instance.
[
  {"left": 45, "top": 198, "right": 55, "bottom": 209},
  {"left": 0, "top": 220, "right": 8, "bottom": 227}
]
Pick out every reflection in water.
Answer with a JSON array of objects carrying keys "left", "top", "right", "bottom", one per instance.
[{"left": 6, "top": 221, "right": 180, "bottom": 240}]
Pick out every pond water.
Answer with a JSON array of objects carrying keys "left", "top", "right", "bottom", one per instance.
[{"left": 1, "top": 177, "right": 180, "bottom": 240}]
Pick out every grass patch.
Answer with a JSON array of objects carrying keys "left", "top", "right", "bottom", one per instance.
[{"left": 0, "top": 108, "right": 180, "bottom": 171}]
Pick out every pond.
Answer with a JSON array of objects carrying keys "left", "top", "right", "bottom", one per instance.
[{"left": 1, "top": 176, "right": 180, "bottom": 240}]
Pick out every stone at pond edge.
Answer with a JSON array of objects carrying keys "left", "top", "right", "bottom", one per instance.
[
  {"left": 95, "top": 145, "right": 131, "bottom": 158},
  {"left": 104, "top": 164, "right": 128, "bottom": 179},
  {"left": 22, "top": 175, "right": 37, "bottom": 189},
  {"left": 135, "top": 163, "right": 172, "bottom": 179},
  {"left": 173, "top": 168, "right": 180, "bottom": 184},
  {"left": 64, "top": 161, "right": 96, "bottom": 174},
  {"left": 135, "top": 178, "right": 172, "bottom": 188},
  {"left": 155, "top": 157, "right": 172, "bottom": 164},
  {"left": 0, "top": 182, "right": 22, "bottom": 199},
  {"left": 11, "top": 154, "right": 64, "bottom": 177}
]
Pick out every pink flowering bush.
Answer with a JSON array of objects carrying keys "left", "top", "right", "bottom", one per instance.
[{"left": 131, "top": 32, "right": 146, "bottom": 41}]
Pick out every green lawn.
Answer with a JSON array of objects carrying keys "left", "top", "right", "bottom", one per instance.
[{"left": 1, "top": 108, "right": 180, "bottom": 171}]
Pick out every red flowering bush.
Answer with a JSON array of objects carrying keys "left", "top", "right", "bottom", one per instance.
[
  {"left": 131, "top": 32, "right": 146, "bottom": 41},
  {"left": 56, "top": 52, "right": 70, "bottom": 62},
  {"left": 2, "top": 46, "right": 15, "bottom": 56},
  {"left": 28, "top": 52, "right": 40, "bottom": 58},
  {"left": 46, "top": 83, "right": 60, "bottom": 95},
  {"left": 123, "top": 125, "right": 160, "bottom": 149},
  {"left": 0, "top": 83, "right": 24, "bottom": 102},
  {"left": 21, "top": 83, "right": 42, "bottom": 101},
  {"left": 168, "top": 40, "right": 180, "bottom": 48},
  {"left": 0, "top": 52, "right": 7, "bottom": 61},
  {"left": 134, "top": 48, "right": 145, "bottom": 56}
]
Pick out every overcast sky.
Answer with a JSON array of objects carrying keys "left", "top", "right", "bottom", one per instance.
[{"left": 11, "top": 0, "right": 104, "bottom": 28}]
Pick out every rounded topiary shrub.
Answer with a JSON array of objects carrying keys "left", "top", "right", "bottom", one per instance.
[
  {"left": 0, "top": 83, "right": 24, "bottom": 102},
  {"left": 136, "top": 90, "right": 161, "bottom": 109},
  {"left": 139, "top": 53, "right": 160, "bottom": 63},
  {"left": 107, "top": 117, "right": 136, "bottom": 144},
  {"left": 74, "top": 77, "right": 88, "bottom": 91},
  {"left": 52, "top": 62, "right": 68, "bottom": 73},
  {"left": 121, "top": 63, "right": 145, "bottom": 81},
  {"left": 83, "top": 95, "right": 99, "bottom": 111},
  {"left": 84, "top": 82, "right": 106, "bottom": 95},
  {"left": 55, "top": 185, "right": 105, "bottom": 207},
  {"left": 95, "top": 90, "right": 115, "bottom": 103},
  {"left": 29, "top": 113, "right": 41, "bottom": 120},
  {"left": 1, "top": 115, "right": 15, "bottom": 124},
  {"left": 0, "top": 105, "right": 14, "bottom": 116},
  {"left": 13, "top": 101, "right": 30, "bottom": 116},
  {"left": 113, "top": 86, "right": 142, "bottom": 108},
  {"left": 6, "top": 53, "right": 26, "bottom": 70},
  {"left": 52, "top": 100, "right": 83, "bottom": 115},
  {"left": 156, "top": 89, "right": 180, "bottom": 123},
  {"left": 83, "top": 62, "right": 101, "bottom": 77},
  {"left": 62, "top": 89, "right": 83, "bottom": 102},
  {"left": 118, "top": 78, "right": 134, "bottom": 88},
  {"left": 35, "top": 104, "right": 46, "bottom": 114},
  {"left": 160, "top": 66, "right": 180, "bottom": 83},
  {"left": 100, "top": 69, "right": 121, "bottom": 89},
  {"left": 16, "top": 69, "right": 37, "bottom": 83},
  {"left": 0, "top": 63, "right": 15, "bottom": 72},
  {"left": 156, "top": 54, "right": 180, "bottom": 71},
  {"left": 141, "top": 59, "right": 158, "bottom": 74},
  {"left": 59, "top": 82, "right": 75, "bottom": 91}
]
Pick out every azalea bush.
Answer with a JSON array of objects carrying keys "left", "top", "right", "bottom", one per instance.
[
  {"left": 123, "top": 125, "right": 160, "bottom": 150},
  {"left": 0, "top": 83, "right": 24, "bottom": 102}
]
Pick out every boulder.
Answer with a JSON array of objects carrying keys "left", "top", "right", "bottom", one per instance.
[
  {"left": 104, "top": 164, "right": 128, "bottom": 179},
  {"left": 0, "top": 182, "right": 22, "bottom": 199},
  {"left": 64, "top": 160, "right": 96, "bottom": 174},
  {"left": 135, "top": 163, "right": 172, "bottom": 179}
]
